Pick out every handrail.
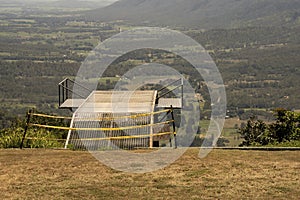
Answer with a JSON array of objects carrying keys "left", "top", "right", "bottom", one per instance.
[
  {"left": 157, "top": 78, "right": 182, "bottom": 92},
  {"left": 58, "top": 78, "right": 92, "bottom": 107},
  {"left": 59, "top": 78, "right": 91, "bottom": 92},
  {"left": 157, "top": 84, "right": 182, "bottom": 99},
  {"left": 58, "top": 78, "right": 68, "bottom": 86},
  {"left": 59, "top": 84, "right": 86, "bottom": 99},
  {"left": 156, "top": 78, "right": 183, "bottom": 101}
]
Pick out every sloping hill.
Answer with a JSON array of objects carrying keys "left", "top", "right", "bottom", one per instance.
[
  {"left": 0, "top": 0, "right": 117, "bottom": 9},
  {"left": 85, "top": 0, "right": 300, "bottom": 28},
  {"left": 44, "top": 0, "right": 117, "bottom": 8}
]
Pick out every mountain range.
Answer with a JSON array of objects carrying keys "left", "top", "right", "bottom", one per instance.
[
  {"left": 0, "top": 0, "right": 117, "bottom": 9},
  {"left": 85, "top": 0, "right": 300, "bottom": 28}
]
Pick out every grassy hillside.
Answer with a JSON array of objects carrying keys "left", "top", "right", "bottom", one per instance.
[{"left": 0, "top": 149, "right": 299, "bottom": 199}]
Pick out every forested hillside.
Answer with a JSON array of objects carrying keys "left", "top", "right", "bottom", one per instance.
[{"left": 85, "top": 0, "right": 300, "bottom": 28}]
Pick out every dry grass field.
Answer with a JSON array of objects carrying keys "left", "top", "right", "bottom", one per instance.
[{"left": 0, "top": 148, "right": 299, "bottom": 199}]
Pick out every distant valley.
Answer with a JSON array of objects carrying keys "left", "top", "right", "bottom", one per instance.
[{"left": 0, "top": 0, "right": 299, "bottom": 128}]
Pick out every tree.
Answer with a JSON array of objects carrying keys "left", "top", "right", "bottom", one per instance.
[
  {"left": 269, "top": 109, "right": 300, "bottom": 142},
  {"left": 239, "top": 116, "right": 269, "bottom": 146},
  {"left": 239, "top": 109, "right": 300, "bottom": 146}
]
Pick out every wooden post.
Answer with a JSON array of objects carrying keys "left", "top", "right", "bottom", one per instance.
[
  {"left": 170, "top": 106, "right": 177, "bottom": 149},
  {"left": 149, "top": 91, "right": 157, "bottom": 148},
  {"left": 150, "top": 113, "right": 154, "bottom": 149},
  {"left": 181, "top": 77, "right": 184, "bottom": 109},
  {"left": 20, "top": 109, "right": 32, "bottom": 149},
  {"left": 58, "top": 84, "right": 61, "bottom": 107},
  {"left": 65, "top": 112, "right": 75, "bottom": 149},
  {"left": 62, "top": 81, "right": 65, "bottom": 102},
  {"left": 66, "top": 78, "right": 68, "bottom": 100}
]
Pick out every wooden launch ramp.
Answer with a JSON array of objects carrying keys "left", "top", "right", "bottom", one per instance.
[{"left": 64, "top": 90, "right": 177, "bottom": 150}]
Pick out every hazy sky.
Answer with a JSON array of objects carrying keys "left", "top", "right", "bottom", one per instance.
[
  {"left": 19, "top": 0, "right": 118, "bottom": 2},
  {"left": 1, "top": 0, "right": 119, "bottom": 4},
  {"left": 1, "top": 0, "right": 119, "bottom": 7}
]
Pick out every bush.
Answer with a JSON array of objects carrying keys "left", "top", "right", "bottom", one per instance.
[
  {"left": 0, "top": 127, "right": 23, "bottom": 148},
  {"left": 0, "top": 116, "right": 66, "bottom": 149},
  {"left": 239, "top": 109, "right": 300, "bottom": 146}
]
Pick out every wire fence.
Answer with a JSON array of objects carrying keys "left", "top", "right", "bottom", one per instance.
[{"left": 21, "top": 109, "right": 177, "bottom": 150}]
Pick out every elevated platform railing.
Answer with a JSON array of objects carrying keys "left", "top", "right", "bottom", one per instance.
[
  {"left": 58, "top": 78, "right": 91, "bottom": 109},
  {"left": 156, "top": 78, "right": 183, "bottom": 108}
]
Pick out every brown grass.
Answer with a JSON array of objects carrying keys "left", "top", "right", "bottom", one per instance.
[{"left": 0, "top": 148, "right": 299, "bottom": 199}]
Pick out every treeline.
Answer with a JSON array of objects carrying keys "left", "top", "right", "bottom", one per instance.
[
  {"left": 187, "top": 26, "right": 300, "bottom": 50},
  {"left": 239, "top": 109, "right": 300, "bottom": 146},
  {"left": 0, "top": 60, "right": 78, "bottom": 128}
]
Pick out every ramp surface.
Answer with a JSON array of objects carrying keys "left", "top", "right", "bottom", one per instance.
[{"left": 76, "top": 90, "right": 157, "bottom": 113}]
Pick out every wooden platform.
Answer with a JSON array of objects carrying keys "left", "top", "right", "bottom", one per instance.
[
  {"left": 157, "top": 98, "right": 182, "bottom": 108},
  {"left": 76, "top": 90, "right": 157, "bottom": 113},
  {"left": 59, "top": 99, "right": 85, "bottom": 109}
]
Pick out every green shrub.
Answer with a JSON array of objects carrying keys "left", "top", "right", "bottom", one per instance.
[
  {"left": 0, "top": 127, "right": 23, "bottom": 148},
  {"left": 23, "top": 129, "right": 64, "bottom": 148},
  {"left": 239, "top": 109, "right": 300, "bottom": 147},
  {"left": 0, "top": 116, "right": 66, "bottom": 149}
]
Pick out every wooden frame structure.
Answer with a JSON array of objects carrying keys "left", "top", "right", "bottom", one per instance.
[{"left": 58, "top": 78, "right": 183, "bottom": 149}]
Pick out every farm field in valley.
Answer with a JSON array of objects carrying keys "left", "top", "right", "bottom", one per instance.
[{"left": 0, "top": 148, "right": 299, "bottom": 199}]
